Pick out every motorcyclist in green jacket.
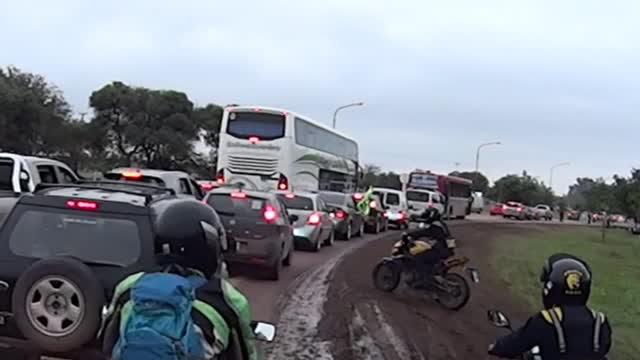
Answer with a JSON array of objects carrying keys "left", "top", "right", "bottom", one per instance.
[{"left": 99, "top": 198, "right": 257, "bottom": 360}]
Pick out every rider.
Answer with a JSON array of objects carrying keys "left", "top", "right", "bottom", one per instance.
[
  {"left": 488, "top": 253, "right": 612, "bottom": 360},
  {"left": 100, "top": 198, "right": 257, "bottom": 360},
  {"left": 402, "top": 207, "right": 455, "bottom": 287}
]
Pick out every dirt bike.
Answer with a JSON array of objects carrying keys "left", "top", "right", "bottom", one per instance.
[
  {"left": 372, "top": 223, "right": 479, "bottom": 310},
  {"left": 487, "top": 309, "right": 542, "bottom": 360}
]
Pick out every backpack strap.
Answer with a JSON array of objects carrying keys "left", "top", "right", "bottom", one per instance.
[
  {"left": 543, "top": 307, "right": 567, "bottom": 354},
  {"left": 591, "top": 309, "right": 606, "bottom": 353}
]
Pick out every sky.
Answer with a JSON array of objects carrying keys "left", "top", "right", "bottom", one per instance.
[{"left": 2, "top": 0, "right": 640, "bottom": 194}]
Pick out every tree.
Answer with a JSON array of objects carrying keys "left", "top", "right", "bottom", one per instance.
[
  {"left": 0, "top": 66, "right": 74, "bottom": 156},
  {"left": 360, "top": 164, "right": 401, "bottom": 190},
  {"left": 487, "top": 171, "right": 553, "bottom": 205},
  {"left": 451, "top": 171, "right": 489, "bottom": 193},
  {"left": 88, "top": 81, "right": 201, "bottom": 169}
]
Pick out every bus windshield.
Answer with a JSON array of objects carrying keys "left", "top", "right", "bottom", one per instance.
[{"left": 227, "top": 111, "right": 285, "bottom": 140}]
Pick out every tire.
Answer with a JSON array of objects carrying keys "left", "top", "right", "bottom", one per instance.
[
  {"left": 434, "top": 273, "right": 471, "bottom": 311},
  {"left": 372, "top": 260, "right": 401, "bottom": 292},
  {"left": 358, "top": 222, "right": 365, "bottom": 237},
  {"left": 282, "top": 246, "right": 293, "bottom": 267},
  {"left": 374, "top": 220, "right": 380, "bottom": 234},
  {"left": 312, "top": 235, "right": 322, "bottom": 253},
  {"left": 12, "top": 257, "right": 105, "bottom": 353},
  {"left": 324, "top": 230, "right": 335, "bottom": 247},
  {"left": 267, "top": 258, "right": 281, "bottom": 281},
  {"left": 342, "top": 223, "right": 352, "bottom": 241}
]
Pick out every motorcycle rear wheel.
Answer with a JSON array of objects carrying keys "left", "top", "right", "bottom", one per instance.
[
  {"left": 434, "top": 273, "right": 470, "bottom": 310},
  {"left": 372, "top": 261, "right": 401, "bottom": 292}
]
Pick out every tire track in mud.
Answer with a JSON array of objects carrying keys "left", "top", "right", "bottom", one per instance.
[{"left": 265, "top": 232, "right": 399, "bottom": 360}]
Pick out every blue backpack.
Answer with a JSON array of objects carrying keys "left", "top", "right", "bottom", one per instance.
[{"left": 112, "top": 272, "right": 208, "bottom": 360}]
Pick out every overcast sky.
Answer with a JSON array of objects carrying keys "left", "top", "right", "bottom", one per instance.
[{"left": 3, "top": 0, "right": 639, "bottom": 194}]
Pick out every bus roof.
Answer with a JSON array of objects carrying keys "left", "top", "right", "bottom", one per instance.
[
  {"left": 225, "top": 105, "right": 358, "bottom": 144},
  {"left": 409, "top": 170, "right": 473, "bottom": 186}
]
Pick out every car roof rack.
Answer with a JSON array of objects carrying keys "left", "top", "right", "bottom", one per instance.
[{"left": 34, "top": 181, "right": 176, "bottom": 205}]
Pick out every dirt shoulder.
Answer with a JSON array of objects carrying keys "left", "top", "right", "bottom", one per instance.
[{"left": 316, "top": 222, "right": 542, "bottom": 360}]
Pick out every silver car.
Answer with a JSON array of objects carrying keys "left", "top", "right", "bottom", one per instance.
[
  {"left": 503, "top": 201, "right": 526, "bottom": 220},
  {"left": 277, "top": 192, "right": 335, "bottom": 252}
]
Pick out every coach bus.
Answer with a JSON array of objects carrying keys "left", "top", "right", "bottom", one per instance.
[
  {"left": 216, "top": 105, "right": 360, "bottom": 192},
  {"left": 407, "top": 170, "right": 473, "bottom": 219}
]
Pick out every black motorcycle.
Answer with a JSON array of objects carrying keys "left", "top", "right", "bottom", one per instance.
[{"left": 372, "top": 219, "right": 479, "bottom": 310}]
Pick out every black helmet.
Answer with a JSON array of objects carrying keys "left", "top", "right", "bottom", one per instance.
[
  {"left": 540, "top": 253, "right": 592, "bottom": 308},
  {"left": 420, "top": 207, "right": 441, "bottom": 223},
  {"left": 153, "top": 198, "right": 225, "bottom": 278}
]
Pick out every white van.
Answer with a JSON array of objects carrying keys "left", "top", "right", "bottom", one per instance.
[
  {"left": 471, "top": 192, "right": 484, "bottom": 214},
  {"left": 373, "top": 187, "right": 409, "bottom": 229},
  {"left": 405, "top": 188, "right": 445, "bottom": 219}
]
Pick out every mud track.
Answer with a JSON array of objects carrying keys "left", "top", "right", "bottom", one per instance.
[{"left": 268, "top": 222, "right": 548, "bottom": 360}]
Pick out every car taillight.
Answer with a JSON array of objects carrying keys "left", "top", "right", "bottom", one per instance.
[
  {"left": 307, "top": 212, "right": 322, "bottom": 225},
  {"left": 335, "top": 210, "right": 346, "bottom": 219},
  {"left": 263, "top": 205, "right": 278, "bottom": 222},
  {"left": 200, "top": 182, "right": 213, "bottom": 191},
  {"left": 216, "top": 169, "right": 225, "bottom": 185},
  {"left": 66, "top": 200, "right": 99, "bottom": 211},
  {"left": 121, "top": 170, "right": 142, "bottom": 179},
  {"left": 230, "top": 191, "right": 246, "bottom": 199},
  {"left": 285, "top": 193, "right": 295, "bottom": 199},
  {"left": 383, "top": 212, "right": 388, "bottom": 218},
  {"left": 397, "top": 211, "right": 405, "bottom": 220},
  {"left": 353, "top": 192, "right": 364, "bottom": 201},
  {"left": 249, "top": 136, "right": 260, "bottom": 144},
  {"left": 277, "top": 174, "right": 289, "bottom": 191},
  {"left": 517, "top": 207, "right": 523, "bottom": 212}
]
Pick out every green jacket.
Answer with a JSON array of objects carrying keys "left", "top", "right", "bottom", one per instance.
[{"left": 100, "top": 270, "right": 257, "bottom": 360}]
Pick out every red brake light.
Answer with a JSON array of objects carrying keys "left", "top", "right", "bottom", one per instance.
[
  {"left": 383, "top": 211, "right": 388, "bottom": 218},
  {"left": 200, "top": 182, "right": 213, "bottom": 190},
  {"left": 216, "top": 169, "right": 225, "bottom": 185},
  {"left": 285, "top": 193, "right": 295, "bottom": 199},
  {"left": 335, "top": 210, "right": 346, "bottom": 219},
  {"left": 121, "top": 171, "right": 142, "bottom": 179},
  {"left": 263, "top": 205, "right": 278, "bottom": 222},
  {"left": 231, "top": 191, "right": 247, "bottom": 199},
  {"left": 249, "top": 136, "right": 260, "bottom": 144},
  {"left": 307, "top": 212, "right": 322, "bottom": 225},
  {"left": 353, "top": 193, "right": 364, "bottom": 201},
  {"left": 277, "top": 174, "right": 289, "bottom": 191},
  {"left": 66, "top": 200, "right": 99, "bottom": 211}
]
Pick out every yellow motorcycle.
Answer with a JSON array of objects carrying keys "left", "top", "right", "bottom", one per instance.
[{"left": 372, "top": 227, "right": 479, "bottom": 310}]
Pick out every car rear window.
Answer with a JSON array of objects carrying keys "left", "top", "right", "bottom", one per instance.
[
  {"left": 207, "top": 194, "right": 267, "bottom": 218},
  {"left": 385, "top": 193, "right": 400, "bottom": 206},
  {"left": 0, "top": 157, "right": 14, "bottom": 191},
  {"left": 406, "top": 191, "right": 430, "bottom": 202},
  {"left": 8, "top": 209, "right": 142, "bottom": 266},
  {"left": 277, "top": 195, "right": 314, "bottom": 210},
  {"left": 319, "top": 193, "right": 345, "bottom": 206},
  {"left": 104, "top": 173, "right": 166, "bottom": 187}
]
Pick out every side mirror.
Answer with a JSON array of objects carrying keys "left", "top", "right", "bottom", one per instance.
[
  {"left": 251, "top": 321, "right": 276, "bottom": 342},
  {"left": 289, "top": 214, "right": 299, "bottom": 224},
  {"left": 487, "top": 309, "right": 511, "bottom": 330}
]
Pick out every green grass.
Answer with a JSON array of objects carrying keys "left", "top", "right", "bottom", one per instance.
[{"left": 490, "top": 227, "right": 640, "bottom": 360}]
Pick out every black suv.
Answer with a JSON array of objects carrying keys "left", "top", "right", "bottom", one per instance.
[{"left": 0, "top": 181, "right": 209, "bottom": 359}]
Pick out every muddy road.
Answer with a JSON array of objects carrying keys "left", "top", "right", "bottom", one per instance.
[{"left": 266, "top": 222, "right": 547, "bottom": 360}]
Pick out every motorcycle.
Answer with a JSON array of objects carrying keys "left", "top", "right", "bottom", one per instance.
[
  {"left": 487, "top": 309, "right": 542, "bottom": 360},
  {"left": 372, "top": 219, "right": 479, "bottom": 310}
]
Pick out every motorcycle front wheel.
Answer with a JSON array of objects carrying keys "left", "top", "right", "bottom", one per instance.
[
  {"left": 434, "top": 273, "right": 470, "bottom": 310},
  {"left": 372, "top": 260, "right": 401, "bottom": 292}
]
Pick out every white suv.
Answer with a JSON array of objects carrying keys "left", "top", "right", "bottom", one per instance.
[{"left": 406, "top": 188, "right": 445, "bottom": 219}]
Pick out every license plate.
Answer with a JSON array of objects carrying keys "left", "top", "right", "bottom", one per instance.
[{"left": 446, "top": 238, "right": 456, "bottom": 248}]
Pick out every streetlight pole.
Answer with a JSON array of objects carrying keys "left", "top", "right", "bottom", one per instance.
[
  {"left": 475, "top": 141, "right": 501, "bottom": 173},
  {"left": 549, "top": 162, "right": 570, "bottom": 191},
  {"left": 332, "top": 102, "right": 364, "bottom": 129}
]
